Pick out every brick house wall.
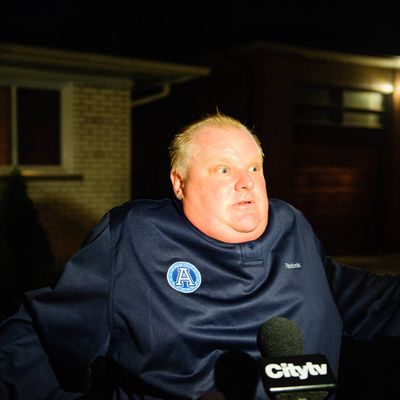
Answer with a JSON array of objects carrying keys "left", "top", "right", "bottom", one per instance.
[
  {"left": 24, "top": 83, "right": 131, "bottom": 268},
  {"left": 0, "top": 43, "right": 209, "bottom": 275}
]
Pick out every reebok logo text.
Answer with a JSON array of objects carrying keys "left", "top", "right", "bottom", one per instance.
[{"left": 285, "top": 262, "right": 302, "bottom": 269}]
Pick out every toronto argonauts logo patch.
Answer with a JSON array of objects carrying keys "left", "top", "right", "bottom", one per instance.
[{"left": 167, "top": 261, "right": 202, "bottom": 293}]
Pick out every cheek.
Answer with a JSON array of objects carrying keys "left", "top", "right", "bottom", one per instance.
[
  {"left": 186, "top": 175, "right": 234, "bottom": 203},
  {"left": 200, "top": 184, "right": 231, "bottom": 208},
  {"left": 255, "top": 178, "right": 268, "bottom": 194},
  {"left": 211, "top": 182, "right": 232, "bottom": 197}
]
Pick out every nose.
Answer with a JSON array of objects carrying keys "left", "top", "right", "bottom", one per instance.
[{"left": 235, "top": 170, "right": 255, "bottom": 191}]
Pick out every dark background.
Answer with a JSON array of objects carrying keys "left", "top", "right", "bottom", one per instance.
[
  {"left": 1, "top": 3, "right": 400, "bottom": 399},
  {"left": 2, "top": 2, "right": 400, "bottom": 64}
]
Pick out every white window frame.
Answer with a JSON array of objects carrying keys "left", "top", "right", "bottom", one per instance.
[{"left": 0, "top": 69, "right": 73, "bottom": 177}]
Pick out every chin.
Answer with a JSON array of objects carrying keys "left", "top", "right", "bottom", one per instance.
[{"left": 237, "top": 220, "right": 268, "bottom": 238}]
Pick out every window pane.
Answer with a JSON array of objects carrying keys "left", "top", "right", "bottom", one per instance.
[
  {"left": 343, "top": 112, "right": 382, "bottom": 128},
  {"left": 0, "top": 86, "right": 11, "bottom": 165},
  {"left": 17, "top": 88, "right": 60, "bottom": 165},
  {"left": 343, "top": 91, "right": 384, "bottom": 111}
]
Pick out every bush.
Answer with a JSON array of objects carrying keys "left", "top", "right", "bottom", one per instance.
[{"left": 0, "top": 169, "right": 54, "bottom": 320}]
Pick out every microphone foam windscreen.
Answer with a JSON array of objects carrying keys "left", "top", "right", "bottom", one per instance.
[{"left": 257, "top": 316, "right": 303, "bottom": 358}]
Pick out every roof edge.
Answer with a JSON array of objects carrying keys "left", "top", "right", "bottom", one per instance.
[
  {"left": 234, "top": 41, "right": 400, "bottom": 69},
  {"left": 0, "top": 42, "right": 211, "bottom": 78}
]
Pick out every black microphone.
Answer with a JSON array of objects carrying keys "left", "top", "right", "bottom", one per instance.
[{"left": 257, "top": 317, "right": 336, "bottom": 400}]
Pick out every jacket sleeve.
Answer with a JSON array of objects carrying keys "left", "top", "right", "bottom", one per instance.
[
  {"left": 324, "top": 255, "right": 400, "bottom": 340},
  {"left": 0, "top": 305, "right": 79, "bottom": 399},
  {"left": 0, "top": 213, "right": 113, "bottom": 398}
]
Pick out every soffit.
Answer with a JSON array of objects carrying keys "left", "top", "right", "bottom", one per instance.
[{"left": 0, "top": 42, "right": 210, "bottom": 91}]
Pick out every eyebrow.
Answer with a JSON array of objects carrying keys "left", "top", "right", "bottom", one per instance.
[{"left": 205, "top": 156, "right": 263, "bottom": 166}]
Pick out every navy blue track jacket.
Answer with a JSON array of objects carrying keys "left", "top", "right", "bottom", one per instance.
[{"left": 1, "top": 198, "right": 400, "bottom": 399}]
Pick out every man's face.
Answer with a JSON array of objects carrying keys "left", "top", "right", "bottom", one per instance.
[{"left": 171, "top": 126, "right": 269, "bottom": 243}]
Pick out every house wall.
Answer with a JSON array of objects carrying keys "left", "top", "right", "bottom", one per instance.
[
  {"left": 238, "top": 47, "right": 399, "bottom": 255},
  {"left": 133, "top": 48, "right": 398, "bottom": 255},
  {"left": 26, "top": 84, "right": 131, "bottom": 268}
]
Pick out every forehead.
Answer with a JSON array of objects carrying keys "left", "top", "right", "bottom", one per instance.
[{"left": 191, "top": 126, "right": 262, "bottom": 159}]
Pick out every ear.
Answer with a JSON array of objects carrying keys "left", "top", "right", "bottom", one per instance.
[{"left": 170, "top": 170, "right": 185, "bottom": 200}]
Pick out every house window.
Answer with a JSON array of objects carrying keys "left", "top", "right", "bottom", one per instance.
[
  {"left": 294, "top": 84, "right": 388, "bottom": 129},
  {"left": 0, "top": 85, "right": 60, "bottom": 167}
]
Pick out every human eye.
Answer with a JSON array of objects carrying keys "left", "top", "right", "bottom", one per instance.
[
  {"left": 249, "top": 165, "right": 260, "bottom": 173},
  {"left": 216, "top": 166, "right": 230, "bottom": 175}
]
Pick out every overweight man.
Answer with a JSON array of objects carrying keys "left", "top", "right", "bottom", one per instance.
[{"left": 1, "top": 113, "right": 399, "bottom": 399}]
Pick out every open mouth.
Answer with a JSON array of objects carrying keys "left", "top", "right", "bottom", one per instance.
[{"left": 237, "top": 200, "right": 253, "bottom": 206}]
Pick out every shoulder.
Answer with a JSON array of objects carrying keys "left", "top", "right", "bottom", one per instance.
[
  {"left": 269, "top": 198, "right": 308, "bottom": 222},
  {"left": 267, "top": 197, "right": 316, "bottom": 236},
  {"left": 266, "top": 198, "right": 326, "bottom": 257},
  {"left": 109, "top": 198, "right": 179, "bottom": 222},
  {"left": 108, "top": 198, "right": 184, "bottom": 235},
  {"left": 81, "top": 199, "right": 180, "bottom": 247}
]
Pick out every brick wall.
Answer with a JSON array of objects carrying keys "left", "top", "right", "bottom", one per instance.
[{"left": 27, "top": 83, "right": 132, "bottom": 269}]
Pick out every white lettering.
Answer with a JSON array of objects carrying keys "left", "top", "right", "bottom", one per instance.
[
  {"left": 286, "top": 363, "right": 299, "bottom": 378},
  {"left": 175, "top": 267, "right": 195, "bottom": 287},
  {"left": 265, "top": 362, "right": 328, "bottom": 380},
  {"left": 285, "top": 262, "right": 302, "bottom": 269},
  {"left": 312, "top": 363, "right": 327, "bottom": 375},
  {"left": 265, "top": 364, "right": 284, "bottom": 379},
  {"left": 296, "top": 364, "right": 309, "bottom": 380},
  {"left": 281, "top": 363, "right": 292, "bottom": 378}
]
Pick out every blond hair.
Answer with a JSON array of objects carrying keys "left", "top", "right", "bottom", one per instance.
[{"left": 169, "top": 113, "right": 263, "bottom": 178}]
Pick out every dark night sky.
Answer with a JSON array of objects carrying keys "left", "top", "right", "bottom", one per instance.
[{"left": 2, "top": 2, "right": 400, "bottom": 64}]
